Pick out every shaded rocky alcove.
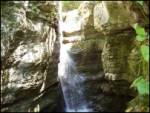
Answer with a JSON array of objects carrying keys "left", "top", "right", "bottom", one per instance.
[{"left": 1, "top": 1, "right": 149, "bottom": 112}]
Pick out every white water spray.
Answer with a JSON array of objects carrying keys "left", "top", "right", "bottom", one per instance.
[{"left": 58, "top": 2, "right": 91, "bottom": 112}]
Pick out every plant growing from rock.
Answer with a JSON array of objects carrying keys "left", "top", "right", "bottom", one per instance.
[{"left": 126, "top": 23, "right": 149, "bottom": 112}]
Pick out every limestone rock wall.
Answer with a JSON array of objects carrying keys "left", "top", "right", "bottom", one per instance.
[
  {"left": 93, "top": 1, "right": 149, "bottom": 81},
  {"left": 76, "top": 0, "right": 149, "bottom": 85},
  {"left": 67, "top": 1, "right": 149, "bottom": 112},
  {"left": 1, "top": 1, "right": 62, "bottom": 112}
]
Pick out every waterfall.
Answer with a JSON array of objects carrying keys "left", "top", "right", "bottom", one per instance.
[{"left": 58, "top": 2, "right": 91, "bottom": 112}]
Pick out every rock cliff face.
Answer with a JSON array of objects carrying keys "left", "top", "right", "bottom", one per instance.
[
  {"left": 1, "top": 1, "right": 149, "bottom": 112},
  {"left": 62, "top": 1, "right": 149, "bottom": 112},
  {"left": 1, "top": 1, "right": 62, "bottom": 112}
]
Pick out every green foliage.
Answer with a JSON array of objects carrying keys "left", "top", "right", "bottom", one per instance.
[
  {"left": 133, "top": 23, "right": 147, "bottom": 41},
  {"left": 136, "top": 1, "right": 144, "bottom": 6},
  {"left": 140, "top": 45, "right": 149, "bottom": 61},
  {"left": 133, "top": 23, "right": 147, "bottom": 36},
  {"left": 62, "top": 1, "right": 81, "bottom": 11},
  {"left": 132, "top": 23, "right": 149, "bottom": 61},
  {"left": 131, "top": 76, "right": 149, "bottom": 95},
  {"left": 135, "top": 35, "right": 146, "bottom": 41},
  {"left": 128, "top": 22, "right": 149, "bottom": 112}
]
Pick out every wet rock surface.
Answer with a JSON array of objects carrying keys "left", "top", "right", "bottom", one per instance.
[
  {"left": 1, "top": 1, "right": 149, "bottom": 112},
  {"left": 62, "top": 1, "right": 148, "bottom": 112}
]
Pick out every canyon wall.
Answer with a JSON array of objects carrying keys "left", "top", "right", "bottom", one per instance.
[
  {"left": 1, "top": 1, "right": 62, "bottom": 112},
  {"left": 63, "top": 1, "right": 149, "bottom": 111}
]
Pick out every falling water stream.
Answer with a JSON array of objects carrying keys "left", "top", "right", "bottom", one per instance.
[{"left": 58, "top": 2, "right": 91, "bottom": 112}]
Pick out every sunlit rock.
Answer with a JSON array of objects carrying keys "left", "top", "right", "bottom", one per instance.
[
  {"left": 63, "top": 9, "right": 81, "bottom": 34},
  {"left": 94, "top": 1, "right": 137, "bottom": 33},
  {"left": 1, "top": 1, "right": 61, "bottom": 112}
]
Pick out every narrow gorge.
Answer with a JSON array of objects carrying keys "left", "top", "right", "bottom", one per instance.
[{"left": 1, "top": 1, "right": 149, "bottom": 112}]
